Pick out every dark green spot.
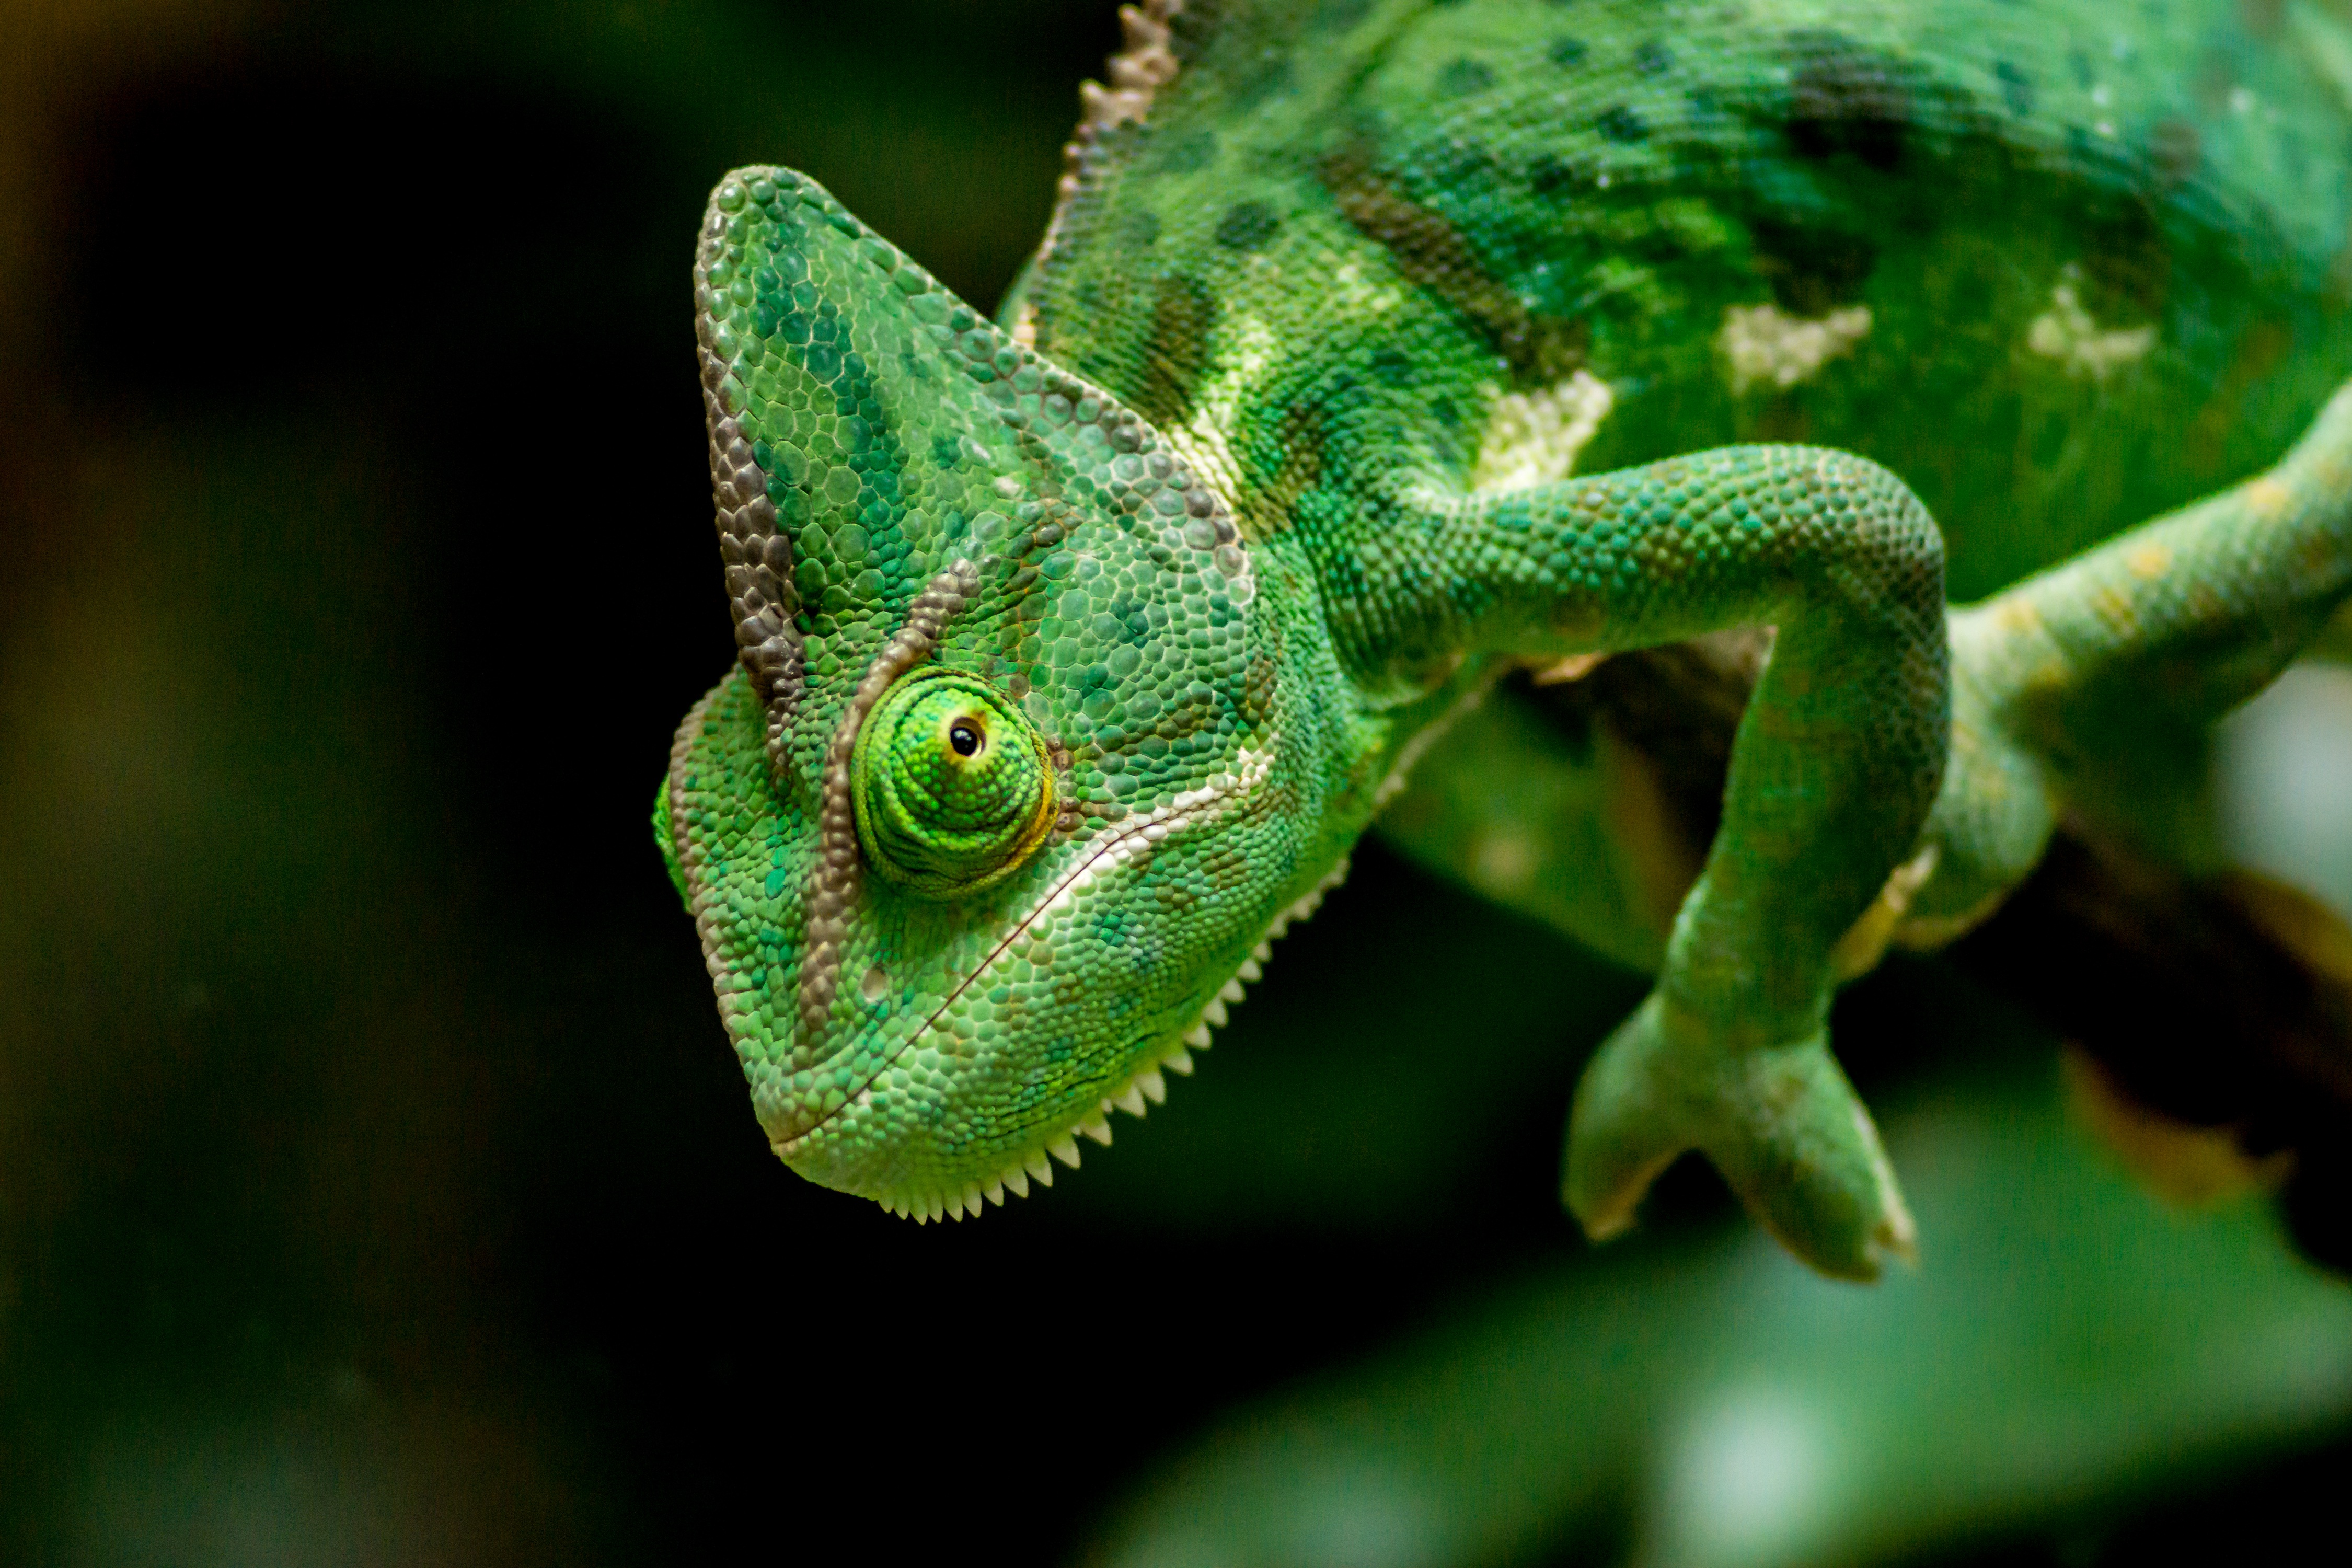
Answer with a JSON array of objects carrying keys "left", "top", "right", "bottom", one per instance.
[
  {"left": 1597, "top": 105, "right": 1648, "bottom": 143},
  {"left": 1134, "top": 273, "right": 1216, "bottom": 430},
  {"left": 1368, "top": 347, "right": 1413, "bottom": 387},
  {"left": 1994, "top": 60, "right": 2035, "bottom": 117},
  {"left": 1214, "top": 201, "right": 1281, "bottom": 252},
  {"left": 1115, "top": 206, "right": 1162, "bottom": 248},
  {"left": 1528, "top": 153, "right": 1579, "bottom": 194},
  {"left": 1437, "top": 57, "right": 1495, "bottom": 96}
]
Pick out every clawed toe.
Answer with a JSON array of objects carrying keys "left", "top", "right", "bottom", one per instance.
[{"left": 1565, "top": 992, "right": 1915, "bottom": 1281}]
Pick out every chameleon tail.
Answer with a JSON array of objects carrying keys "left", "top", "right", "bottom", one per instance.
[{"left": 1565, "top": 992, "right": 1916, "bottom": 1281}]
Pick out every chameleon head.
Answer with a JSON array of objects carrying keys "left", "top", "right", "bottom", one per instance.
[{"left": 660, "top": 167, "right": 1339, "bottom": 1219}]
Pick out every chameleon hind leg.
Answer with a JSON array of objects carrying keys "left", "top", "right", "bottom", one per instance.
[
  {"left": 1553, "top": 386, "right": 2352, "bottom": 1278},
  {"left": 1378, "top": 444, "right": 1949, "bottom": 1278},
  {"left": 1900, "top": 382, "right": 2352, "bottom": 951}
]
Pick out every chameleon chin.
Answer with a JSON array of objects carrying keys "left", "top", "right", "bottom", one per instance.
[{"left": 658, "top": 0, "right": 2352, "bottom": 1280}]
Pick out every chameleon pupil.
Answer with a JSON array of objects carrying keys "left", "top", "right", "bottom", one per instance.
[{"left": 949, "top": 720, "right": 982, "bottom": 757}]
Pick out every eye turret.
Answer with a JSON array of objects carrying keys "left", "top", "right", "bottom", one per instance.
[{"left": 851, "top": 668, "right": 1057, "bottom": 897}]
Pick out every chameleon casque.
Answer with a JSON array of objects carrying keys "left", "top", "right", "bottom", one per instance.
[{"left": 658, "top": 0, "right": 2352, "bottom": 1277}]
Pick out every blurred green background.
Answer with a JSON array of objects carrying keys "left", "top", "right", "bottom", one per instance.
[{"left": 4, "top": 3, "right": 2351, "bottom": 1563}]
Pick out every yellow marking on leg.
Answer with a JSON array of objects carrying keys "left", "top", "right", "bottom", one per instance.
[
  {"left": 2126, "top": 542, "right": 2173, "bottom": 580},
  {"left": 2088, "top": 582, "right": 2140, "bottom": 637},
  {"left": 2244, "top": 476, "right": 2295, "bottom": 521}
]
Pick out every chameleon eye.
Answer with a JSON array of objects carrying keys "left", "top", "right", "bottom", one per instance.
[{"left": 852, "top": 668, "right": 1056, "bottom": 897}]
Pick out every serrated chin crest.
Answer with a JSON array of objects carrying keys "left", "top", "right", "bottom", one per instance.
[{"left": 862, "top": 857, "right": 1352, "bottom": 1222}]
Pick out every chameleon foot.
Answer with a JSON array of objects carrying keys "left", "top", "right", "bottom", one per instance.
[{"left": 1564, "top": 993, "right": 1917, "bottom": 1280}]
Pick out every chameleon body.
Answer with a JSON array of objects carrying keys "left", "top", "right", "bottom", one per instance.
[{"left": 660, "top": 0, "right": 2352, "bottom": 1276}]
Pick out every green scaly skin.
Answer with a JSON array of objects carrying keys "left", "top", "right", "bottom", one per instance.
[{"left": 660, "top": 0, "right": 2352, "bottom": 1278}]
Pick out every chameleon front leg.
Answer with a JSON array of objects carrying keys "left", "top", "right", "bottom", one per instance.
[{"left": 1369, "top": 445, "right": 1949, "bottom": 1278}]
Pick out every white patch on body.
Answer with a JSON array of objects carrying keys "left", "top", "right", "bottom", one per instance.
[
  {"left": 2026, "top": 268, "right": 2157, "bottom": 379},
  {"left": 1717, "top": 302, "right": 1873, "bottom": 395},
  {"left": 1470, "top": 370, "right": 1617, "bottom": 492},
  {"left": 1330, "top": 258, "right": 1405, "bottom": 318}
]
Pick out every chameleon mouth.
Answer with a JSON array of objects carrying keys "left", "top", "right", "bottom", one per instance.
[
  {"left": 877, "top": 853, "right": 1350, "bottom": 1223},
  {"left": 773, "top": 745, "right": 1326, "bottom": 1206}
]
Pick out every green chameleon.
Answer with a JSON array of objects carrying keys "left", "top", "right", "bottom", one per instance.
[{"left": 657, "top": 0, "right": 2352, "bottom": 1278}]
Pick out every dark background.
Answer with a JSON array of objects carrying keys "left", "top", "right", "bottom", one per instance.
[{"left": 2, "top": 4, "right": 2347, "bottom": 1563}]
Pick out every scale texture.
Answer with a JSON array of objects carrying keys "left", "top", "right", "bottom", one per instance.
[{"left": 659, "top": 0, "right": 2352, "bottom": 1276}]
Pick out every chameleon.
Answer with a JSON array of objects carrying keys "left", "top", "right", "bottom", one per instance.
[{"left": 658, "top": 0, "right": 2352, "bottom": 1278}]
